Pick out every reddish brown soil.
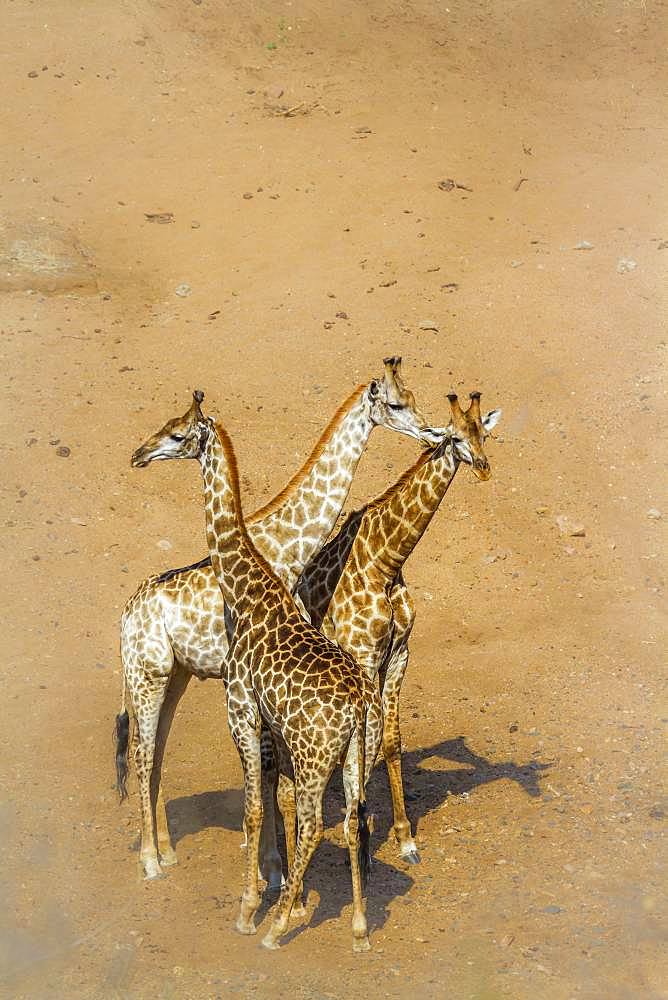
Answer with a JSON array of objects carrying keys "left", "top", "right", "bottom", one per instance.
[{"left": 2, "top": 2, "right": 666, "bottom": 998}]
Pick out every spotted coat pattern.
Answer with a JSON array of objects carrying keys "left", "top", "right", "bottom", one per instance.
[
  {"left": 133, "top": 395, "right": 383, "bottom": 952},
  {"left": 120, "top": 358, "right": 438, "bottom": 882},
  {"left": 296, "top": 392, "right": 501, "bottom": 863}
]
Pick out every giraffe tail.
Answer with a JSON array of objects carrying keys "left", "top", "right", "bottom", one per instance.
[
  {"left": 114, "top": 674, "right": 130, "bottom": 803},
  {"left": 355, "top": 706, "right": 372, "bottom": 891}
]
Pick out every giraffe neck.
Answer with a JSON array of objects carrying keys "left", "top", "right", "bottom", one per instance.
[
  {"left": 199, "top": 421, "right": 284, "bottom": 618},
  {"left": 249, "top": 387, "right": 374, "bottom": 588},
  {"left": 370, "top": 442, "right": 459, "bottom": 576}
]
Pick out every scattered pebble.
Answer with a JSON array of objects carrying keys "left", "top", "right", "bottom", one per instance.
[
  {"left": 56, "top": 446, "right": 71, "bottom": 457},
  {"left": 542, "top": 905, "right": 564, "bottom": 914},
  {"left": 556, "top": 515, "right": 585, "bottom": 537},
  {"left": 617, "top": 258, "right": 637, "bottom": 273},
  {"left": 646, "top": 508, "right": 662, "bottom": 520},
  {"left": 144, "top": 212, "right": 174, "bottom": 224},
  {"left": 265, "top": 84, "right": 284, "bottom": 99},
  {"left": 175, "top": 284, "right": 191, "bottom": 297},
  {"left": 573, "top": 240, "right": 594, "bottom": 250},
  {"left": 157, "top": 539, "right": 173, "bottom": 550},
  {"left": 510, "top": 260, "right": 524, "bottom": 268},
  {"left": 242, "top": 192, "right": 254, "bottom": 200},
  {"left": 28, "top": 70, "right": 39, "bottom": 79},
  {"left": 418, "top": 319, "right": 439, "bottom": 332},
  {"left": 70, "top": 517, "right": 87, "bottom": 526},
  {"left": 191, "top": 220, "right": 201, "bottom": 229}
]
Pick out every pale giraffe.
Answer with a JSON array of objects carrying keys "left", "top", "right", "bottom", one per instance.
[
  {"left": 115, "top": 358, "right": 440, "bottom": 881},
  {"left": 295, "top": 391, "right": 501, "bottom": 862},
  {"left": 129, "top": 392, "right": 383, "bottom": 952}
]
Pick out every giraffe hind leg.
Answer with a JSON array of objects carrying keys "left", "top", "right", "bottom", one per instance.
[
  {"left": 382, "top": 645, "right": 420, "bottom": 864},
  {"left": 151, "top": 663, "right": 192, "bottom": 867}
]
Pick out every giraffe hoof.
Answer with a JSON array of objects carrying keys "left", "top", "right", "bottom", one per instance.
[
  {"left": 353, "top": 936, "right": 371, "bottom": 954},
  {"left": 290, "top": 903, "right": 307, "bottom": 919},
  {"left": 403, "top": 849, "right": 421, "bottom": 865},
  {"left": 234, "top": 919, "right": 257, "bottom": 936},
  {"left": 159, "top": 849, "right": 178, "bottom": 867},
  {"left": 142, "top": 860, "right": 164, "bottom": 880},
  {"left": 261, "top": 934, "right": 281, "bottom": 951}
]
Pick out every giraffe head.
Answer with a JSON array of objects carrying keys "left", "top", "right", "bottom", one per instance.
[
  {"left": 131, "top": 390, "right": 208, "bottom": 467},
  {"left": 366, "top": 356, "right": 442, "bottom": 446},
  {"left": 445, "top": 391, "right": 501, "bottom": 481}
]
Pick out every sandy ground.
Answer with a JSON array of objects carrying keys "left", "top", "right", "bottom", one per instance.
[{"left": 1, "top": 1, "right": 666, "bottom": 997}]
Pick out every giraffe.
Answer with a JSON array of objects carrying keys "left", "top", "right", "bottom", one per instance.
[
  {"left": 294, "top": 391, "right": 501, "bottom": 863},
  {"left": 115, "top": 358, "right": 441, "bottom": 881},
  {"left": 130, "top": 391, "right": 384, "bottom": 952}
]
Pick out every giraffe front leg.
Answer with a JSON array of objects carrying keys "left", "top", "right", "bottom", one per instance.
[
  {"left": 382, "top": 647, "right": 419, "bottom": 864},
  {"left": 229, "top": 718, "right": 264, "bottom": 936}
]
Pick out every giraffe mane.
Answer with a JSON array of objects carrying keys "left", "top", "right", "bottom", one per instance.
[
  {"left": 213, "top": 421, "right": 285, "bottom": 585},
  {"left": 248, "top": 383, "right": 367, "bottom": 522}
]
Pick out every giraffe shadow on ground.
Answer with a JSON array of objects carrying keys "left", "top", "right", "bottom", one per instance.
[
  {"left": 288, "top": 735, "right": 551, "bottom": 939},
  {"left": 167, "top": 787, "right": 244, "bottom": 845},
  {"left": 163, "top": 736, "right": 549, "bottom": 938}
]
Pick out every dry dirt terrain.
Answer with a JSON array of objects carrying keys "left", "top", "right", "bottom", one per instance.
[{"left": 1, "top": 1, "right": 666, "bottom": 998}]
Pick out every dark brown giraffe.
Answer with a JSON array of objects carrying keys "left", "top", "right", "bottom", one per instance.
[{"left": 129, "top": 392, "right": 383, "bottom": 952}]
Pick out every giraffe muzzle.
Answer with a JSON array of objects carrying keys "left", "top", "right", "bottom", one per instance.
[{"left": 131, "top": 447, "right": 151, "bottom": 468}]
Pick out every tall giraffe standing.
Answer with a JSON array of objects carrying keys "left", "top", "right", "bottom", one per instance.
[
  {"left": 295, "top": 391, "right": 501, "bottom": 863},
  {"left": 130, "top": 392, "right": 383, "bottom": 952},
  {"left": 117, "top": 358, "right": 440, "bottom": 881}
]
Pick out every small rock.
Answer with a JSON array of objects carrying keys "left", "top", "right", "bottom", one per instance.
[
  {"left": 335, "top": 310, "right": 348, "bottom": 320},
  {"left": 191, "top": 220, "right": 201, "bottom": 229},
  {"left": 56, "top": 446, "right": 71, "bottom": 457},
  {"left": 556, "top": 514, "right": 585, "bottom": 537},
  {"left": 144, "top": 212, "right": 174, "bottom": 224},
  {"left": 157, "top": 539, "right": 173, "bottom": 550},
  {"left": 535, "top": 505, "right": 549, "bottom": 515},
  {"left": 28, "top": 70, "right": 39, "bottom": 79},
  {"left": 573, "top": 240, "right": 594, "bottom": 250},
  {"left": 499, "top": 934, "right": 515, "bottom": 948},
  {"left": 175, "top": 283, "right": 191, "bottom": 297},
  {"left": 510, "top": 260, "right": 524, "bottom": 268},
  {"left": 617, "top": 258, "right": 637, "bottom": 273},
  {"left": 509, "top": 723, "right": 518, "bottom": 733},
  {"left": 242, "top": 192, "right": 254, "bottom": 200},
  {"left": 265, "top": 84, "right": 284, "bottom": 99},
  {"left": 418, "top": 319, "right": 439, "bottom": 332},
  {"left": 481, "top": 553, "right": 498, "bottom": 565},
  {"left": 647, "top": 508, "right": 662, "bottom": 520},
  {"left": 323, "top": 321, "right": 334, "bottom": 330},
  {"left": 70, "top": 517, "right": 87, "bottom": 526},
  {"left": 649, "top": 806, "right": 664, "bottom": 820},
  {"left": 32, "top": 554, "right": 41, "bottom": 561},
  {"left": 542, "top": 905, "right": 564, "bottom": 915}
]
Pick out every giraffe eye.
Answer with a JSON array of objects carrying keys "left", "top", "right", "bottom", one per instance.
[
  {"left": 388, "top": 403, "right": 405, "bottom": 411},
  {"left": 171, "top": 433, "right": 186, "bottom": 442}
]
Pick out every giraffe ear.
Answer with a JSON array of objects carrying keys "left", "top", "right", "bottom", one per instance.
[
  {"left": 482, "top": 408, "right": 501, "bottom": 432},
  {"left": 368, "top": 379, "right": 380, "bottom": 399}
]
